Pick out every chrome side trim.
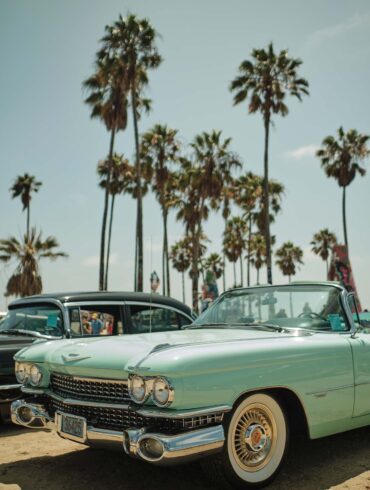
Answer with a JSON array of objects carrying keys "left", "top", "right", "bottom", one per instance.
[
  {"left": 306, "top": 384, "right": 353, "bottom": 396},
  {"left": 0, "top": 383, "right": 21, "bottom": 391},
  {"left": 137, "top": 405, "right": 231, "bottom": 419},
  {"left": 64, "top": 301, "right": 126, "bottom": 307}
]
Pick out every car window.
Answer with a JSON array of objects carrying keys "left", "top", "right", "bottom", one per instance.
[
  {"left": 178, "top": 313, "right": 192, "bottom": 328},
  {"left": 0, "top": 305, "right": 64, "bottom": 337},
  {"left": 68, "top": 305, "right": 123, "bottom": 337},
  {"left": 129, "top": 305, "right": 180, "bottom": 333}
]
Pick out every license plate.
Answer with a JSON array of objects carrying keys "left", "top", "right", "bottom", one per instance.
[{"left": 59, "top": 413, "right": 86, "bottom": 442}]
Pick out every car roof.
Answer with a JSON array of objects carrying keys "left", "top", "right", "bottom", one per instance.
[{"left": 9, "top": 291, "right": 192, "bottom": 315}]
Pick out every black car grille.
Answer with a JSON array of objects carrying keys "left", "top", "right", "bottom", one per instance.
[
  {"left": 48, "top": 398, "right": 224, "bottom": 433},
  {"left": 50, "top": 373, "right": 130, "bottom": 404}
]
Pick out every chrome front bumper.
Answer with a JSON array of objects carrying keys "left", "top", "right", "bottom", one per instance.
[{"left": 11, "top": 400, "right": 225, "bottom": 465}]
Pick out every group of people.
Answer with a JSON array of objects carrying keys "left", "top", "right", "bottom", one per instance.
[{"left": 82, "top": 312, "right": 113, "bottom": 335}]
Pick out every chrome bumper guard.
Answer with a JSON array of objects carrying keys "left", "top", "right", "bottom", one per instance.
[{"left": 11, "top": 400, "right": 225, "bottom": 465}]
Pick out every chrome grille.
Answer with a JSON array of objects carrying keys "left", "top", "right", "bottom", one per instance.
[
  {"left": 48, "top": 398, "right": 224, "bottom": 433},
  {"left": 50, "top": 373, "right": 130, "bottom": 404}
]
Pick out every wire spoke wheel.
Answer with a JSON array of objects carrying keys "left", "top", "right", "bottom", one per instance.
[{"left": 225, "top": 393, "right": 288, "bottom": 487}]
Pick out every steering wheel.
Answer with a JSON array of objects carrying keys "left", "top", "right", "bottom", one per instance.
[{"left": 298, "top": 312, "right": 327, "bottom": 321}]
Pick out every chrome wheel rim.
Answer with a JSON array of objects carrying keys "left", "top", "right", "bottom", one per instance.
[{"left": 232, "top": 402, "right": 277, "bottom": 472}]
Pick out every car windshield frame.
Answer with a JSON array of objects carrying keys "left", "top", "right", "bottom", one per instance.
[
  {"left": 0, "top": 303, "right": 65, "bottom": 339},
  {"left": 192, "top": 284, "right": 350, "bottom": 333}
]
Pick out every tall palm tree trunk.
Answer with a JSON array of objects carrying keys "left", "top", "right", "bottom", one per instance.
[
  {"left": 247, "top": 214, "right": 252, "bottom": 286},
  {"left": 191, "top": 238, "right": 199, "bottom": 312},
  {"left": 326, "top": 258, "right": 329, "bottom": 279},
  {"left": 342, "top": 186, "right": 349, "bottom": 253},
  {"left": 257, "top": 267, "right": 260, "bottom": 285},
  {"left": 182, "top": 270, "right": 185, "bottom": 304},
  {"left": 104, "top": 193, "right": 116, "bottom": 290},
  {"left": 233, "top": 262, "right": 236, "bottom": 287},
  {"left": 99, "top": 127, "right": 116, "bottom": 290},
  {"left": 263, "top": 115, "right": 272, "bottom": 284},
  {"left": 131, "top": 88, "right": 143, "bottom": 292},
  {"left": 26, "top": 206, "right": 30, "bottom": 241},
  {"left": 163, "top": 210, "right": 170, "bottom": 296},
  {"left": 223, "top": 217, "right": 227, "bottom": 291},
  {"left": 240, "top": 255, "right": 243, "bottom": 286}
]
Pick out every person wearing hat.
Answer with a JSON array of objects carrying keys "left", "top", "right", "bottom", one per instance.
[{"left": 91, "top": 312, "right": 103, "bottom": 335}]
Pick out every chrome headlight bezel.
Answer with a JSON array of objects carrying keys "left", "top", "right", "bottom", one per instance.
[
  {"left": 128, "top": 374, "right": 150, "bottom": 404},
  {"left": 15, "top": 362, "right": 42, "bottom": 386},
  {"left": 15, "top": 361, "right": 29, "bottom": 384},
  {"left": 152, "top": 376, "right": 174, "bottom": 408},
  {"left": 29, "top": 364, "right": 42, "bottom": 386}
]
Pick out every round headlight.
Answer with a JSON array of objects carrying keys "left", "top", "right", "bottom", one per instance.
[
  {"left": 152, "top": 377, "right": 174, "bottom": 407},
  {"left": 15, "top": 362, "right": 28, "bottom": 383},
  {"left": 29, "top": 364, "right": 42, "bottom": 386},
  {"left": 129, "top": 375, "right": 147, "bottom": 403}
]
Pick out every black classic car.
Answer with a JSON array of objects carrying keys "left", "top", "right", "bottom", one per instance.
[{"left": 0, "top": 291, "right": 194, "bottom": 422}]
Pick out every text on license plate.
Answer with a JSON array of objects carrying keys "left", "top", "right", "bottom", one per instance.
[{"left": 61, "top": 414, "right": 85, "bottom": 439}]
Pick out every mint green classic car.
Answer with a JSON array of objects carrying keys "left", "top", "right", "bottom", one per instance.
[{"left": 11, "top": 282, "right": 367, "bottom": 488}]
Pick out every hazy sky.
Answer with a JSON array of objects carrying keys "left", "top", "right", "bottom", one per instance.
[{"left": 1, "top": 0, "right": 370, "bottom": 310}]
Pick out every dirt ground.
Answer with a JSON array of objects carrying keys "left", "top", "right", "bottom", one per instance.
[{"left": 1, "top": 424, "right": 370, "bottom": 490}]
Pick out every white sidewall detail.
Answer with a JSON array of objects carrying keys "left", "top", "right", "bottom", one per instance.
[{"left": 227, "top": 393, "right": 287, "bottom": 484}]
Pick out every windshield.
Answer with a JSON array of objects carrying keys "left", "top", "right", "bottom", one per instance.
[
  {"left": 193, "top": 285, "right": 348, "bottom": 332},
  {"left": 0, "top": 304, "right": 64, "bottom": 337}
]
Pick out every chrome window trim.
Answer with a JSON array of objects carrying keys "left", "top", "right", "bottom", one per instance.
[
  {"left": 64, "top": 301, "right": 126, "bottom": 307},
  {"left": 125, "top": 301, "right": 193, "bottom": 322}
]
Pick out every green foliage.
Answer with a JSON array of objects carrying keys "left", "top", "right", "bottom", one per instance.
[
  {"left": 0, "top": 229, "right": 67, "bottom": 297},
  {"left": 275, "top": 241, "right": 304, "bottom": 279}
]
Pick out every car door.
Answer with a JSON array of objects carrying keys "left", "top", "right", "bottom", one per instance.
[{"left": 348, "top": 294, "right": 370, "bottom": 416}]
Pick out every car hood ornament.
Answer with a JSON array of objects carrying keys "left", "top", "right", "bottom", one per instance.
[{"left": 61, "top": 353, "right": 91, "bottom": 362}]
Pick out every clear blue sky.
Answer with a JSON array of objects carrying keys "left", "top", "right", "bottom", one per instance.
[{"left": 0, "top": 0, "right": 369, "bottom": 309}]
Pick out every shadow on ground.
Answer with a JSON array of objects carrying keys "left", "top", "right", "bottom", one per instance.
[{"left": 1, "top": 425, "right": 370, "bottom": 489}]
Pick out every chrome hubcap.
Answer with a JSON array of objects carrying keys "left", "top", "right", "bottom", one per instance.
[{"left": 232, "top": 403, "right": 275, "bottom": 471}]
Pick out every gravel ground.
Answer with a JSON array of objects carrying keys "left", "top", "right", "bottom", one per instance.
[{"left": 1, "top": 424, "right": 370, "bottom": 489}]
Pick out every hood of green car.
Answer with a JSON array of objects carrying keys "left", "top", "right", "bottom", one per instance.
[{"left": 15, "top": 328, "right": 308, "bottom": 379}]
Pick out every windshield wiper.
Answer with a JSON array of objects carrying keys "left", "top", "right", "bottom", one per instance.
[
  {"left": 0, "top": 329, "right": 50, "bottom": 339},
  {"left": 238, "top": 323, "right": 285, "bottom": 332},
  {"left": 183, "top": 322, "right": 285, "bottom": 332},
  {"left": 182, "top": 323, "right": 230, "bottom": 330}
]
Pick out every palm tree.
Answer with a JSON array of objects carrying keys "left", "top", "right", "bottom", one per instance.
[
  {"left": 203, "top": 253, "right": 224, "bottom": 280},
  {"left": 101, "top": 14, "right": 162, "bottom": 292},
  {"left": 176, "top": 131, "right": 240, "bottom": 311},
  {"left": 223, "top": 217, "right": 247, "bottom": 287},
  {"left": 230, "top": 43, "right": 309, "bottom": 284},
  {"left": 83, "top": 54, "right": 128, "bottom": 291},
  {"left": 141, "top": 124, "right": 181, "bottom": 295},
  {"left": 317, "top": 127, "right": 369, "bottom": 253},
  {"left": 0, "top": 228, "right": 67, "bottom": 297},
  {"left": 170, "top": 238, "right": 191, "bottom": 304},
  {"left": 275, "top": 241, "right": 304, "bottom": 283},
  {"left": 234, "top": 173, "right": 284, "bottom": 285},
  {"left": 311, "top": 229, "right": 337, "bottom": 278},
  {"left": 10, "top": 174, "right": 42, "bottom": 239},
  {"left": 249, "top": 233, "right": 267, "bottom": 285},
  {"left": 97, "top": 153, "right": 131, "bottom": 289}
]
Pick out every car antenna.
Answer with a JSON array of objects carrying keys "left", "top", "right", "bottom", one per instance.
[{"left": 149, "top": 234, "right": 153, "bottom": 335}]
